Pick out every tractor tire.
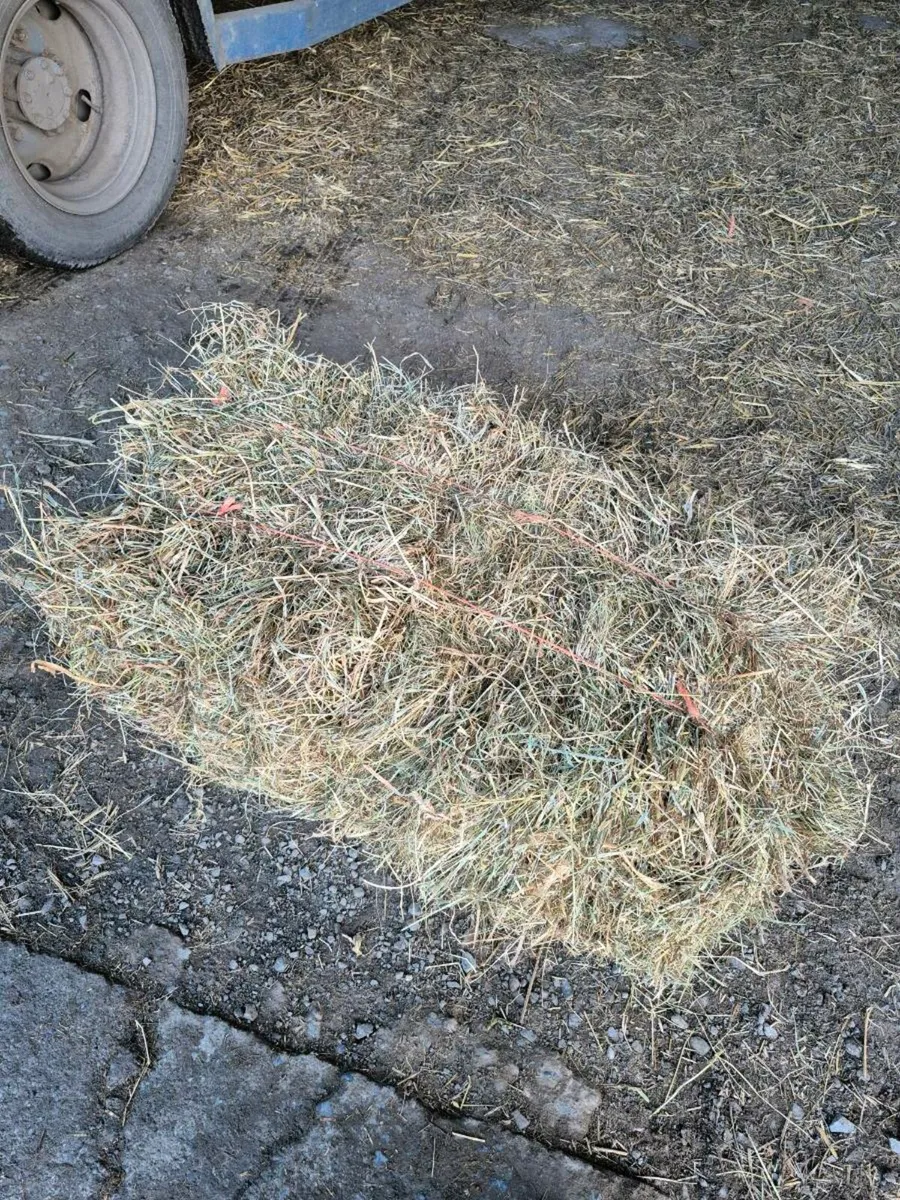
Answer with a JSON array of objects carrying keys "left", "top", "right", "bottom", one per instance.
[{"left": 0, "top": 0, "right": 188, "bottom": 267}]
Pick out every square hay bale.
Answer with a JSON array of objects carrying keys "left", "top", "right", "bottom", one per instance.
[{"left": 4, "top": 305, "right": 880, "bottom": 981}]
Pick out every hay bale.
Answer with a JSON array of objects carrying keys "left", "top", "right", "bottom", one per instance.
[{"left": 4, "top": 305, "right": 880, "bottom": 981}]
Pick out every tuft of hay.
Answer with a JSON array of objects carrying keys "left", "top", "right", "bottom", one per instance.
[{"left": 3, "top": 305, "right": 882, "bottom": 981}]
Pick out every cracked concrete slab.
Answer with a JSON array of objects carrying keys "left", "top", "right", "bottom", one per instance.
[
  {"left": 239, "top": 1070, "right": 643, "bottom": 1200},
  {"left": 0, "top": 940, "right": 132, "bottom": 1198},
  {"left": 1, "top": 942, "right": 655, "bottom": 1199},
  {"left": 114, "top": 1005, "right": 336, "bottom": 1200}
]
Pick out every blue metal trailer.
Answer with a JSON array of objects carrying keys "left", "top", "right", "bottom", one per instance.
[
  {"left": 196, "top": 0, "right": 411, "bottom": 67},
  {"left": 0, "top": 0, "right": 414, "bottom": 266}
]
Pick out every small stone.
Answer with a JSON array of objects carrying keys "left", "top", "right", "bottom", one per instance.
[
  {"left": 690, "top": 1036, "right": 711, "bottom": 1057},
  {"left": 459, "top": 951, "right": 477, "bottom": 975},
  {"left": 355, "top": 1022, "right": 375, "bottom": 1040},
  {"left": 272, "top": 956, "right": 287, "bottom": 974},
  {"left": 843, "top": 1040, "right": 862, "bottom": 1059},
  {"left": 567, "top": 1011, "right": 583, "bottom": 1030},
  {"left": 761, "top": 1024, "right": 779, "bottom": 1040},
  {"left": 228, "top": 959, "right": 238, "bottom": 971},
  {"left": 670, "top": 1013, "right": 689, "bottom": 1031},
  {"left": 511, "top": 1109, "right": 530, "bottom": 1132},
  {"left": 828, "top": 1116, "right": 856, "bottom": 1136},
  {"left": 789, "top": 1103, "right": 804, "bottom": 1122},
  {"left": 888, "top": 1137, "right": 900, "bottom": 1157},
  {"left": 242, "top": 1004, "right": 258, "bottom": 1022},
  {"left": 372, "top": 1150, "right": 388, "bottom": 1167},
  {"left": 553, "top": 977, "right": 573, "bottom": 1000},
  {"left": 606, "top": 1027, "right": 620, "bottom": 1042}
]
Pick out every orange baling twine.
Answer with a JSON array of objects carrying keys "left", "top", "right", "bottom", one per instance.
[{"left": 209, "top": 496, "right": 712, "bottom": 734}]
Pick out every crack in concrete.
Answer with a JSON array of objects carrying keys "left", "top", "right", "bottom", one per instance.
[
  {"left": 228, "top": 1071, "right": 352, "bottom": 1200},
  {"left": 1, "top": 932, "right": 661, "bottom": 1193},
  {"left": 94, "top": 994, "right": 157, "bottom": 1200}
]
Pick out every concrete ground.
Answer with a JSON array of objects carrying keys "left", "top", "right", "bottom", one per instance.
[{"left": 0, "top": 940, "right": 654, "bottom": 1199}]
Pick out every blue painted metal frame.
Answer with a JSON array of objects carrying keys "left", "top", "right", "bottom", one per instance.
[{"left": 192, "top": 0, "right": 415, "bottom": 67}]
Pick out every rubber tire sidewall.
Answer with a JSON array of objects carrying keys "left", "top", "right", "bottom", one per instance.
[{"left": 0, "top": 0, "right": 188, "bottom": 268}]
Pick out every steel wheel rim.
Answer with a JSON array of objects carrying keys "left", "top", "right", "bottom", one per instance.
[{"left": 0, "top": 0, "right": 156, "bottom": 216}]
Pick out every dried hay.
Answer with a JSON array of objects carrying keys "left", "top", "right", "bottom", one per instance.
[{"left": 3, "top": 305, "right": 883, "bottom": 981}]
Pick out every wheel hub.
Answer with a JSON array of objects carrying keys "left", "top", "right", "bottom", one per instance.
[
  {"left": 16, "top": 55, "right": 73, "bottom": 132},
  {"left": 1, "top": 0, "right": 157, "bottom": 216}
]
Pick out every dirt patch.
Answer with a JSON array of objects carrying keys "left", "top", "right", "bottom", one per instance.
[{"left": 1, "top": 1, "right": 899, "bottom": 1197}]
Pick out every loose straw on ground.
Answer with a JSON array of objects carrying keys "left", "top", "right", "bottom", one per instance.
[{"left": 3, "top": 304, "right": 882, "bottom": 982}]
